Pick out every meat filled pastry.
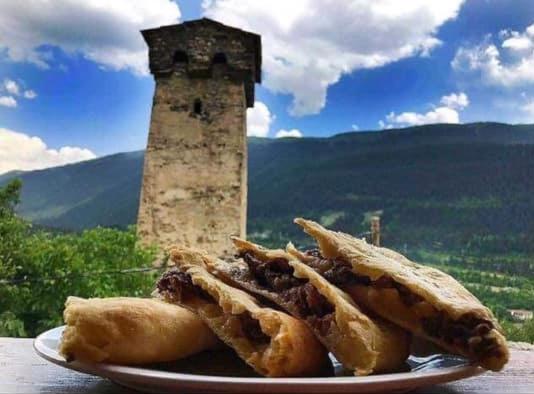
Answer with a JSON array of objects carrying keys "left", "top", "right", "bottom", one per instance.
[
  {"left": 60, "top": 296, "right": 219, "bottom": 364},
  {"left": 209, "top": 238, "right": 410, "bottom": 376},
  {"left": 292, "top": 218, "right": 509, "bottom": 371},
  {"left": 156, "top": 246, "right": 329, "bottom": 377}
]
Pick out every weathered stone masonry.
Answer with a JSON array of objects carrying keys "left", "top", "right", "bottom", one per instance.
[{"left": 137, "top": 18, "right": 261, "bottom": 256}]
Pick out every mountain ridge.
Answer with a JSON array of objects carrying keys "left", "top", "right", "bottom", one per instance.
[{"left": 2, "top": 122, "right": 534, "bottom": 249}]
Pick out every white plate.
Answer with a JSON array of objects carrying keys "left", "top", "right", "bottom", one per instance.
[{"left": 34, "top": 326, "right": 484, "bottom": 394}]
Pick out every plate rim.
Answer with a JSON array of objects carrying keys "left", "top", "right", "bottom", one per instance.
[{"left": 34, "top": 325, "right": 485, "bottom": 388}]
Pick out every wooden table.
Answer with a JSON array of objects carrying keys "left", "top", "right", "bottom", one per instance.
[{"left": 0, "top": 338, "right": 532, "bottom": 394}]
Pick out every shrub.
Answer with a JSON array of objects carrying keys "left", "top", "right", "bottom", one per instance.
[
  {"left": 0, "top": 180, "right": 160, "bottom": 337},
  {"left": 502, "top": 319, "right": 534, "bottom": 343}
]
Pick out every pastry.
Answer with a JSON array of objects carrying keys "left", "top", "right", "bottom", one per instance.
[
  {"left": 209, "top": 238, "right": 410, "bottom": 375},
  {"left": 156, "top": 246, "right": 330, "bottom": 377},
  {"left": 60, "top": 296, "right": 218, "bottom": 364},
  {"left": 291, "top": 218, "right": 509, "bottom": 371}
]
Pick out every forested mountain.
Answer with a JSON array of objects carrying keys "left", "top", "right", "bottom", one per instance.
[
  {"left": 3, "top": 121, "right": 534, "bottom": 314},
  {"left": 1, "top": 121, "right": 533, "bottom": 257}
]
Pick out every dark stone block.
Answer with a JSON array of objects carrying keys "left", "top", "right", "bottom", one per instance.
[{"left": 141, "top": 18, "right": 261, "bottom": 107}]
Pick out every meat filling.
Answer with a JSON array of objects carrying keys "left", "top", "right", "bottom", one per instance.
[
  {"left": 304, "top": 249, "right": 502, "bottom": 359},
  {"left": 157, "top": 269, "right": 270, "bottom": 344},
  {"left": 239, "top": 312, "right": 270, "bottom": 344},
  {"left": 157, "top": 269, "right": 214, "bottom": 302},
  {"left": 240, "top": 251, "right": 335, "bottom": 336}
]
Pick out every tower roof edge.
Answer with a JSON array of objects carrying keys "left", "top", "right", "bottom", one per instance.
[{"left": 141, "top": 18, "right": 261, "bottom": 83}]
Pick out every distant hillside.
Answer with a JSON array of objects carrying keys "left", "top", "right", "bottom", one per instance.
[
  {"left": 2, "top": 151, "right": 144, "bottom": 229},
  {"left": 2, "top": 122, "right": 534, "bottom": 255}
]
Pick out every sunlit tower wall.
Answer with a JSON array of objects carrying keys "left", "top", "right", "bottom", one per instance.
[{"left": 137, "top": 18, "right": 261, "bottom": 256}]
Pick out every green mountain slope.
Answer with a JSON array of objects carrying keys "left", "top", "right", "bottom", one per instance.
[
  {"left": 4, "top": 121, "right": 533, "bottom": 319},
  {"left": 2, "top": 122, "right": 534, "bottom": 256},
  {"left": 4, "top": 151, "right": 144, "bottom": 229}
]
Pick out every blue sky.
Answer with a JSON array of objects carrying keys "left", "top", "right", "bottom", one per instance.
[{"left": 0, "top": 0, "right": 533, "bottom": 174}]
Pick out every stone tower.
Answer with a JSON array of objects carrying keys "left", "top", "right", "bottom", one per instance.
[{"left": 137, "top": 18, "right": 261, "bottom": 256}]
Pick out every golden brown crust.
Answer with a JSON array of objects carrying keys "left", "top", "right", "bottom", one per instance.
[
  {"left": 213, "top": 239, "right": 410, "bottom": 375},
  {"left": 293, "top": 218, "right": 509, "bottom": 371},
  {"left": 165, "top": 246, "right": 329, "bottom": 377},
  {"left": 292, "top": 260, "right": 410, "bottom": 375},
  {"left": 60, "top": 297, "right": 218, "bottom": 364}
]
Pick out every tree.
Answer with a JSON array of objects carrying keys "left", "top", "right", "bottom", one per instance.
[
  {"left": 0, "top": 180, "right": 160, "bottom": 337},
  {"left": 0, "top": 178, "right": 21, "bottom": 216},
  {"left": 0, "top": 179, "right": 29, "bottom": 336}
]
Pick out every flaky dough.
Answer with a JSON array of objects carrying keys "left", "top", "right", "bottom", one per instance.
[
  {"left": 164, "top": 246, "right": 330, "bottom": 377},
  {"left": 219, "top": 238, "right": 410, "bottom": 376},
  {"left": 60, "top": 296, "right": 218, "bottom": 364},
  {"left": 293, "top": 218, "right": 509, "bottom": 371}
]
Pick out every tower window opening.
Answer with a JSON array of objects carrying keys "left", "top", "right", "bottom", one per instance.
[
  {"left": 173, "top": 50, "right": 188, "bottom": 64},
  {"left": 212, "top": 52, "right": 227, "bottom": 65},
  {"left": 193, "top": 99, "right": 202, "bottom": 115}
]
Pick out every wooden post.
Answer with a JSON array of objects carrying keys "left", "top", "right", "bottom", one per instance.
[{"left": 371, "top": 216, "right": 380, "bottom": 247}]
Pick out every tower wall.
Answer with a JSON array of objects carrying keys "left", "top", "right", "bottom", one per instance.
[
  {"left": 137, "top": 75, "right": 247, "bottom": 256},
  {"left": 137, "top": 19, "right": 260, "bottom": 256}
]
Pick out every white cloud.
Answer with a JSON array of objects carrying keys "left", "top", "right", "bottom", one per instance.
[
  {"left": 4, "top": 79, "right": 20, "bottom": 96},
  {"left": 385, "top": 107, "right": 460, "bottom": 127},
  {"left": 246, "top": 101, "right": 304, "bottom": 138},
  {"left": 2, "top": 79, "right": 37, "bottom": 101},
  {"left": 440, "top": 92, "right": 469, "bottom": 109},
  {"left": 275, "top": 129, "right": 303, "bottom": 138},
  {"left": 23, "top": 90, "right": 37, "bottom": 99},
  {"left": 452, "top": 23, "right": 534, "bottom": 87},
  {"left": 381, "top": 92, "right": 469, "bottom": 128},
  {"left": 378, "top": 120, "right": 393, "bottom": 130},
  {"left": 0, "top": 0, "right": 181, "bottom": 75},
  {"left": 520, "top": 99, "right": 534, "bottom": 120},
  {"left": 501, "top": 24, "right": 534, "bottom": 52},
  {"left": 0, "top": 96, "right": 17, "bottom": 108},
  {"left": 351, "top": 124, "right": 359, "bottom": 131},
  {"left": 204, "top": 0, "right": 464, "bottom": 116},
  {"left": 247, "top": 101, "right": 274, "bottom": 137},
  {"left": 0, "top": 128, "right": 96, "bottom": 174},
  {"left": 502, "top": 35, "right": 532, "bottom": 51}
]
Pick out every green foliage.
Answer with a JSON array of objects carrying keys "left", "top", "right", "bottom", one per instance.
[
  {"left": 502, "top": 319, "right": 534, "bottom": 343},
  {"left": 0, "top": 312, "right": 26, "bottom": 337},
  {"left": 0, "top": 178, "right": 21, "bottom": 214},
  {"left": 0, "top": 180, "right": 160, "bottom": 337}
]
